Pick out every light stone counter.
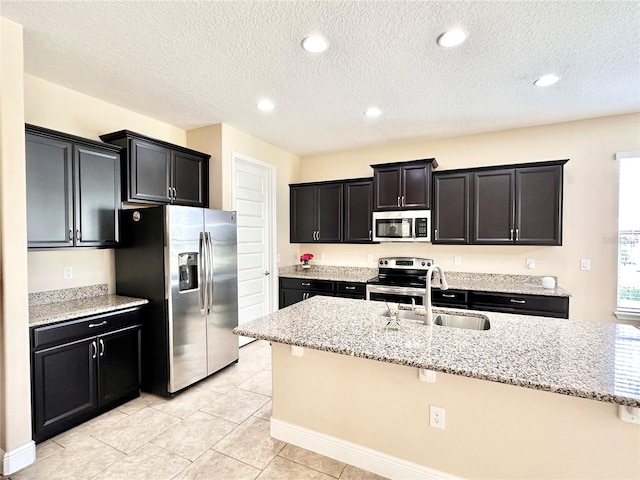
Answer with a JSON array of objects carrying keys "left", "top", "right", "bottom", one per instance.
[
  {"left": 234, "top": 295, "right": 640, "bottom": 407},
  {"left": 279, "top": 265, "right": 571, "bottom": 297},
  {"left": 29, "top": 284, "right": 148, "bottom": 326}
]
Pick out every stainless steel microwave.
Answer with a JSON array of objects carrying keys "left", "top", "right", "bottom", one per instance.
[{"left": 372, "top": 210, "right": 431, "bottom": 242}]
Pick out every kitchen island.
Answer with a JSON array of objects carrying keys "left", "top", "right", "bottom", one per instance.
[{"left": 234, "top": 296, "right": 640, "bottom": 479}]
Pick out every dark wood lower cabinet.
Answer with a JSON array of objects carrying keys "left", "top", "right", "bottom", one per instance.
[
  {"left": 279, "top": 278, "right": 365, "bottom": 308},
  {"left": 31, "top": 308, "right": 143, "bottom": 443}
]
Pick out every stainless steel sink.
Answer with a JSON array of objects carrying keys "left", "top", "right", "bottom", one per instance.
[{"left": 433, "top": 313, "right": 490, "bottom": 331}]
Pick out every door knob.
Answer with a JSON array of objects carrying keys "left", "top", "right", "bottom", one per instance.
[{"left": 264, "top": 271, "right": 270, "bottom": 276}]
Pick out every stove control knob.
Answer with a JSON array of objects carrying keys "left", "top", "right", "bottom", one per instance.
[
  {"left": 384, "top": 260, "right": 389, "bottom": 265},
  {"left": 379, "top": 260, "right": 384, "bottom": 265},
  {"left": 421, "top": 261, "right": 426, "bottom": 266}
]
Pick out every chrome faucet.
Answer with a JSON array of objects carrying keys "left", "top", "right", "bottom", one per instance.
[{"left": 424, "top": 264, "right": 448, "bottom": 325}]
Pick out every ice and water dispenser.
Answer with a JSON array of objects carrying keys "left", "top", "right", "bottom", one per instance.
[{"left": 178, "top": 253, "right": 198, "bottom": 291}]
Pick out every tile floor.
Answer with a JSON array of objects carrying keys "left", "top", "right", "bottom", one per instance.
[{"left": 5, "top": 340, "right": 387, "bottom": 480}]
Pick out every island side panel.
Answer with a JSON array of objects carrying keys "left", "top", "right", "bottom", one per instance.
[{"left": 270, "top": 342, "right": 639, "bottom": 479}]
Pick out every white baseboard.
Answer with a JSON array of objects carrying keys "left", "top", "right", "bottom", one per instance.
[
  {"left": 270, "top": 418, "right": 462, "bottom": 480},
  {"left": 1, "top": 440, "right": 36, "bottom": 475}
]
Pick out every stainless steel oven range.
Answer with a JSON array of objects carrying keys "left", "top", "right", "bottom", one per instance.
[{"left": 366, "top": 257, "right": 433, "bottom": 305}]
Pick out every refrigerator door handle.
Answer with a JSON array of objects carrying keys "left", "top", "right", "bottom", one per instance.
[
  {"left": 206, "top": 232, "right": 214, "bottom": 314},
  {"left": 199, "top": 232, "right": 207, "bottom": 316}
]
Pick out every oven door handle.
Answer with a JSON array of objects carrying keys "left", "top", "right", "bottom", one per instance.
[{"left": 365, "top": 284, "right": 426, "bottom": 300}]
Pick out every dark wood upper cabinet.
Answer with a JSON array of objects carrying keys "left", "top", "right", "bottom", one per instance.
[
  {"left": 472, "top": 169, "right": 516, "bottom": 244},
  {"left": 344, "top": 179, "right": 374, "bottom": 243},
  {"left": 432, "top": 172, "right": 471, "bottom": 244},
  {"left": 433, "top": 160, "right": 567, "bottom": 246},
  {"left": 515, "top": 165, "right": 563, "bottom": 245},
  {"left": 372, "top": 158, "right": 437, "bottom": 211},
  {"left": 290, "top": 182, "right": 343, "bottom": 243},
  {"left": 100, "top": 130, "right": 209, "bottom": 207},
  {"left": 26, "top": 124, "right": 121, "bottom": 249}
]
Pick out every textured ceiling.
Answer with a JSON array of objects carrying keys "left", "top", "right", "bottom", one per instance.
[{"left": 2, "top": 1, "right": 639, "bottom": 156}]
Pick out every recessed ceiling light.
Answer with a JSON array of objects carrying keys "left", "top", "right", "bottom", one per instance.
[
  {"left": 437, "top": 29, "right": 468, "bottom": 48},
  {"left": 364, "top": 107, "right": 382, "bottom": 118},
  {"left": 302, "top": 35, "right": 328, "bottom": 53},
  {"left": 257, "top": 99, "right": 275, "bottom": 112},
  {"left": 533, "top": 74, "right": 560, "bottom": 87}
]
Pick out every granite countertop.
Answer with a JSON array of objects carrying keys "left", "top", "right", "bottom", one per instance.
[
  {"left": 278, "top": 265, "right": 377, "bottom": 283},
  {"left": 29, "top": 295, "right": 149, "bottom": 327},
  {"left": 234, "top": 296, "right": 640, "bottom": 407},
  {"left": 278, "top": 265, "right": 571, "bottom": 297}
]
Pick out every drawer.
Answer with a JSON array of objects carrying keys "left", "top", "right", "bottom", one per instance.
[
  {"left": 32, "top": 307, "right": 144, "bottom": 350},
  {"left": 279, "top": 277, "right": 334, "bottom": 292},
  {"left": 336, "top": 282, "right": 366, "bottom": 297},
  {"left": 431, "top": 289, "right": 468, "bottom": 306},
  {"left": 470, "top": 291, "right": 569, "bottom": 318}
]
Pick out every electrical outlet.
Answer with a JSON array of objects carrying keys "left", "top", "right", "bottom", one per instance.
[
  {"left": 418, "top": 369, "right": 436, "bottom": 382},
  {"left": 454, "top": 256, "right": 462, "bottom": 266},
  {"left": 63, "top": 266, "right": 73, "bottom": 279},
  {"left": 291, "top": 346, "right": 304, "bottom": 357},
  {"left": 321, "top": 252, "right": 326, "bottom": 260},
  {"left": 527, "top": 258, "right": 535, "bottom": 269},
  {"left": 367, "top": 254, "right": 374, "bottom": 263},
  {"left": 430, "top": 405, "right": 445, "bottom": 430},
  {"left": 276, "top": 253, "right": 281, "bottom": 263},
  {"left": 581, "top": 259, "right": 591, "bottom": 271}
]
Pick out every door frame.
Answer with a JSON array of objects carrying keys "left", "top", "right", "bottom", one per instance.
[{"left": 231, "top": 151, "right": 278, "bottom": 315}]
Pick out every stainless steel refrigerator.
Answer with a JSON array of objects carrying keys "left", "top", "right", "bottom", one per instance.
[{"left": 115, "top": 205, "right": 238, "bottom": 396}]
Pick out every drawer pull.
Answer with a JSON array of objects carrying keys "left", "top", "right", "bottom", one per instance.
[
  {"left": 301, "top": 282, "right": 311, "bottom": 286},
  {"left": 510, "top": 299, "right": 526, "bottom": 304},
  {"left": 345, "top": 286, "right": 356, "bottom": 290},
  {"left": 88, "top": 321, "right": 108, "bottom": 328},
  {"left": 442, "top": 293, "right": 456, "bottom": 298}
]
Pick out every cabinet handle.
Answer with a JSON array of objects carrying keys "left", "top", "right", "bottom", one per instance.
[
  {"left": 91, "top": 341, "right": 97, "bottom": 359},
  {"left": 516, "top": 228, "right": 520, "bottom": 241},
  {"left": 88, "top": 321, "right": 107, "bottom": 328},
  {"left": 345, "top": 286, "right": 356, "bottom": 290},
  {"left": 172, "top": 187, "right": 177, "bottom": 200},
  {"left": 509, "top": 228, "right": 514, "bottom": 241},
  {"left": 99, "top": 339, "right": 105, "bottom": 357},
  {"left": 435, "top": 229, "right": 439, "bottom": 241},
  {"left": 397, "top": 196, "right": 400, "bottom": 208},
  {"left": 442, "top": 293, "right": 456, "bottom": 298},
  {"left": 301, "top": 282, "right": 311, "bottom": 286},
  {"left": 510, "top": 299, "right": 526, "bottom": 304},
  {"left": 168, "top": 186, "right": 172, "bottom": 200},
  {"left": 69, "top": 229, "right": 73, "bottom": 241},
  {"left": 369, "top": 230, "right": 372, "bottom": 240},
  {"left": 76, "top": 229, "right": 81, "bottom": 241},
  {"left": 401, "top": 196, "right": 405, "bottom": 206}
]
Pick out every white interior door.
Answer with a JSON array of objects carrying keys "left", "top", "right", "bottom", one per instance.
[{"left": 232, "top": 153, "right": 275, "bottom": 346}]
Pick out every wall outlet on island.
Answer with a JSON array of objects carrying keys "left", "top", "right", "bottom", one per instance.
[
  {"left": 63, "top": 266, "right": 73, "bottom": 279},
  {"left": 430, "top": 405, "right": 445, "bottom": 430}
]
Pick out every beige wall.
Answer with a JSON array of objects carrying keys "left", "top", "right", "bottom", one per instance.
[
  {"left": 272, "top": 342, "right": 640, "bottom": 479},
  {"left": 297, "top": 114, "right": 640, "bottom": 323},
  {"left": 24, "top": 75, "right": 188, "bottom": 294},
  {"left": 0, "top": 17, "right": 32, "bottom": 455}
]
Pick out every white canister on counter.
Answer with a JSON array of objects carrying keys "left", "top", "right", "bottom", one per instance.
[{"left": 541, "top": 276, "right": 556, "bottom": 289}]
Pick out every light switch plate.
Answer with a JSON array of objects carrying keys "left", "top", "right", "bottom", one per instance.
[
  {"left": 580, "top": 259, "right": 591, "bottom": 271},
  {"left": 63, "top": 266, "right": 73, "bottom": 279}
]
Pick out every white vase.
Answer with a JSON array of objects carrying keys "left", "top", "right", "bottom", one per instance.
[{"left": 301, "top": 263, "right": 310, "bottom": 269}]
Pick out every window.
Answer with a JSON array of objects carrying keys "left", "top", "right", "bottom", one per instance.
[{"left": 617, "top": 151, "right": 640, "bottom": 318}]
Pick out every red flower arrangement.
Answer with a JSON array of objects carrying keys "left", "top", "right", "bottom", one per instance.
[{"left": 300, "top": 253, "right": 314, "bottom": 262}]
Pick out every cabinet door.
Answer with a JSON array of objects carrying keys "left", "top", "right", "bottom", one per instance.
[
  {"left": 290, "top": 185, "right": 317, "bottom": 242},
  {"left": 129, "top": 138, "right": 171, "bottom": 203},
  {"left": 172, "top": 151, "right": 205, "bottom": 206},
  {"left": 279, "top": 289, "right": 306, "bottom": 308},
  {"left": 32, "top": 338, "right": 97, "bottom": 443},
  {"left": 433, "top": 173, "right": 470, "bottom": 244},
  {"left": 25, "top": 133, "right": 74, "bottom": 248},
  {"left": 317, "top": 183, "right": 343, "bottom": 242},
  {"left": 373, "top": 167, "right": 401, "bottom": 210},
  {"left": 344, "top": 180, "right": 373, "bottom": 243},
  {"left": 472, "top": 169, "right": 515, "bottom": 244},
  {"left": 74, "top": 145, "right": 120, "bottom": 247},
  {"left": 98, "top": 326, "right": 141, "bottom": 407},
  {"left": 401, "top": 164, "right": 430, "bottom": 209},
  {"left": 515, "top": 166, "right": 562, "bottom": 245}
]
